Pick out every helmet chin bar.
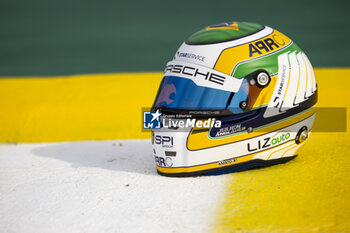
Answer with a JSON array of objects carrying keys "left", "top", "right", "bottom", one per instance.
[
  {"left": 151, "top": 90, "right": 317, "bottom": 177},
  {"left": 151, "top": 77, "right": 317, "bottom": 176},
  {"left": 152, "top": 108, "right": 316, "bottom": 177}
]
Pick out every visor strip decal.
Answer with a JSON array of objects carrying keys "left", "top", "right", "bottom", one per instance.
[{"left": 164, "top": 60, "right": 243, "bottom": 92}]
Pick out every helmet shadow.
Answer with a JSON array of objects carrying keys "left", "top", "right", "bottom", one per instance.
[{"left": 31, "top": 140, "right": 158, "bottom": 176}]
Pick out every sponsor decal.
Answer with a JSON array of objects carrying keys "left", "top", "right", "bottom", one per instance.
[
  {"left": 163, "top": 60, "right": 243, "bottom": 93},
  {"left": 218, "top": 158, "right": 237, "bottom": 166},
  {"left": 165, "top": 151, "right": 176, "bottom": 157},
  {"left": 154, "top": 135, "right": 174, "bottom": 148},
  {"left": 247, "top": 132, "right": 291, "bottom": 152},
  {"left": 273, "top": 96, "right": 281, "bottom": 108},
  {"left": 277, "top": 64, "right": 287, "bottom": 95},
  {"left": 164, "top": 64, "right": 226, "bottom": 86},
  {"left": 176, "top": 51, "right": 205, "bottom": 62},
  {"left": 214, "top": 124, "right": 246, "bottom": 137},
  {"left": 248, "top": 38, "right": 280, "bottom": 57},
  {"left": 155, "top": 156, "right": 173, "bottom": 167},
  {"left": 263, "top": 52, "right": 291, "bottom": 118}
]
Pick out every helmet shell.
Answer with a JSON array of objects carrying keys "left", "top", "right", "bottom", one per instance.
[{"left": 152, "top": 21, "right": 317, "bottom": 176}]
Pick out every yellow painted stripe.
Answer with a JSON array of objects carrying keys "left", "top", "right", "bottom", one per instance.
[
  {"left": 214, "top": 68, "right": 350, "bottom": 233},
  {"left": 0, "top": 73, "right": 162, "bottom": 142}
]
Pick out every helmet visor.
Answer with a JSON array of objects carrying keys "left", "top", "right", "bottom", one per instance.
[{"left": 153, "top": 75, "right": 250, "bottom": 114}]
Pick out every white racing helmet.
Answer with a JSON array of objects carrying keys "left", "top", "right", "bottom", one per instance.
[{"left": 151, "top": 21, "right": 317, "bottom": 176}]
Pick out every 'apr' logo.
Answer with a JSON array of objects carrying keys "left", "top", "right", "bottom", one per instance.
[{"left": 248, "top": 33, "right": 287, "bottom": 58}]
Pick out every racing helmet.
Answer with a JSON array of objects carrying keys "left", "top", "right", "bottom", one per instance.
[{"left": 151, "top": 21, "right": 317, "bottom": 176}]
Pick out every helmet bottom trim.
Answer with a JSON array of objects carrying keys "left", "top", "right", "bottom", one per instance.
[{"left": 156, "top": 155, "right": 297, "bottom": 177}]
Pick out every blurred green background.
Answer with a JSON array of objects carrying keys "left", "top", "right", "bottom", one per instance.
[{"left": 0, "top": 0, "right": 349, "bottom": 76}]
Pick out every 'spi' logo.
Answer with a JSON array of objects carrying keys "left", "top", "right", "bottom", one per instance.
[{"left": 143, "top": 110, "right": 161, "bottom": 129}]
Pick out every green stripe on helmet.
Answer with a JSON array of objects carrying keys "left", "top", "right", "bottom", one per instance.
[{"left": 233, "top": 42, "right": 303, "bottom": 78}]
